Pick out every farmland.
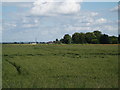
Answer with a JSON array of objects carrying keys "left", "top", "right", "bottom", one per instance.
[{"left": 2, "top": 44, "right": 119, "bottom": 88}]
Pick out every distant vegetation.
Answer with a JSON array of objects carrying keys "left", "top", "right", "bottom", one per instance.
[
  {"left": 55, "top": 31, "right": 119, "bottom": 44},
  {"left": 2, "top": 31, "right": 119, "bottom": 44}
]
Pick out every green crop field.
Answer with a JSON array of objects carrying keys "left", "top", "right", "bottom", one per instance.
[{"left": 2, "top": 44, "right": 119, "bottom": 88}]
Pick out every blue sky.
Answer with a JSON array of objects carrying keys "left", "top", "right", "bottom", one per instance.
[{"left": 2, "top": 1, "right": 119, "bottom": 42}]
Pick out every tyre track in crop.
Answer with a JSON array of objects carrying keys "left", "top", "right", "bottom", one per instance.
[{"left": 5, "top": 59, "right": 28, "bottom": 75}]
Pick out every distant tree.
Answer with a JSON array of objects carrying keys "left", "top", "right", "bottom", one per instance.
[
  {"left": 55, "top": 39, "right": 59, "bottom": 44},
  {"left": 14, "top": 42, "right": 17, "bottom": 44},
  {"left": 79, "top": 33, "right": 86, "bottom": 44},
  {"left": 91, "top": 39, "right": 99, "bottom": 44},
  {"left": 72, "top": 33, "right": 79, "bottom": 44},
  {"left": 93, "top": 30, "right": 102, "bottom": 43},
  {"left": 109, "top": 36, "right": 118, "bottom": 44},
  {"left": 100, "top": 34, "right": 110, "bottom": 44},
  {"left": 21, "top": 42, "right": 24, "bottom": 44},
  {"left": 54, "top": 39, "right": 61, "bottom": 44},
  {"left": 56, "top": 39, "right": 58, "bottom": 42},
  {"left": 57, "top": 31, "right": 119, "bottom": 44},
  {"left": 93, "top": 31, "right": 102, "bottom": 38},
  {"left": 63, "top": 34, "right": 72, "bottom": 44},
  {"left": 60, "top": 38, "right": 64, "bottom": 43},
  {"left": 72, "top": 33, "right": 80, "bottom": 44},
  {"left": 119, "top": 35, "right": 120, "bottom": 43},
  {"left": 72, "top": 33, "right": 86, "bottom": 44},
  {"left": 85, "top": 32, "right": 96, "bottom": 43}
]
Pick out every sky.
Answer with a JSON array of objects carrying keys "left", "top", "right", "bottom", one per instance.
[{"left": 1, "top": 0, "right": 119, "bottom": 42}]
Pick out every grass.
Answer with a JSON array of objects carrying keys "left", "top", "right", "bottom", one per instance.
[{"left": 2, "top": 44, "right": 119, "bottom": 88}]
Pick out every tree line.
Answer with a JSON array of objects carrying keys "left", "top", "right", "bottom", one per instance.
[{"left": 55, "top": 31, "right": 120, "bottom": 44}]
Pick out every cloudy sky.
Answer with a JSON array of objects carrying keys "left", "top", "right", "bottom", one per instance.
[{"left": 2, "top": 0, "right": 119, "bottom": 42}]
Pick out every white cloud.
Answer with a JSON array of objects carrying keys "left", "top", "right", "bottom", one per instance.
[
  {"left": 22, "top": 24, "right": 38, "bottom": 28},
  {"left": 82, "top": 17, "right": 94, "bottom": 23},
  {"left": 22, "top": 18, "right": 29, "bottom": 23},
  {"left": 16, "top": 3, "right": 33, "bottom": 8},
  {"left": 3, "top": 0, "right": 35, "bottom": 2},
  {"left": 85, "top": 23, "right": 91, "bottom": 26},
  {"left": 103, "top": 25, "right": 118, "bottom": 31},
  {"left": 3, "top": 23, "right": 17, "bottom": 31},
  {"left": 22, "top": 17, "right": 40, "bottom": 25},
  {"left": 90, "top": 12, "right": 99, "bottom": 17},
  {"left": 5, "top": 23, "right": 17, "bottom": 27},
  {"left": 0, "top": 25, "right": 2, "bottom": 34},
  {"left": 22, "top": 24, "right": 37, "bottom": 28},
  {"left": 110, "top": 5, "right": 120, "bottom": 12},
  {"left": 95, "top": 18, "right": 107, "bottom": 24},
  {"left": 66, "top": 25, "right": 91, "bottom": 32},
  {"left": 2, "top": 0, "right": 120, "bottom": 2},
  {"left": 3, "top": 3, "right": 33, "bottom": 8},
  {"left": 31, "top": 0, "right": 82, "bottom": 16},
  {"left": 74, "top": 12, "right": 99, "bottom": 24},
  {"left": 34, "top": 19, "right": 39, "bottom": 23}
]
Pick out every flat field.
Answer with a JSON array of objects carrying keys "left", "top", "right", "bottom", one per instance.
[{"left": 2, "top": 44, "right": 119, "bottom": 88}]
